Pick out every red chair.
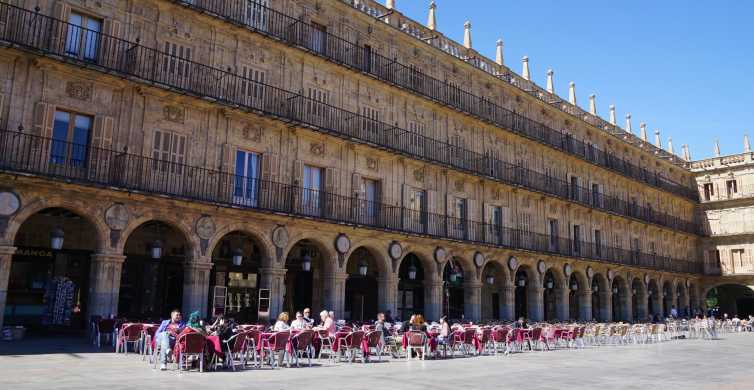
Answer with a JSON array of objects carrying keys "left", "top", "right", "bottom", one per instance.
[
  {"left": 338, "top": 331, "right": 365, "bottom": 363},
  {"left": 530, "top": 327, "right": 543, "bottom": 351},
  {"left": 461, "top": 328, "right": 477, "bottom": 356},
  {"left": 364, "top": 330, "right": 384, "bottom": 361},
  {"left": 95, "top": 318, "right": 116, "bottom": 348},
  {"left": 491, "top": 327, "right": 509, "bottom": 355},
  {"left": 141, "top": 325, "right": 158, "bottom": 361},
  {"left": 116, "top": 323, "right": 143, "bottom": 354},
  {"left": 478, "top": 328, "right": 494, "bottom": 355},
  {"left": 405, "top": 330, "right": 427, "bottom": 361},
  {"left": 223, "top": 332, "right": 248, "bottom": 371},
  {"left": 539, "top": 327, "right": 557, "bottom": 350},
  {"left": 290, "top": 330, "right": 315, "bottom": 367},
  {"left": 261, "top": 331, "right": 290, "bottom": 368},
  {"left": 175, "top": 332, "right": 206, "bottom": 372},
  {"left": 316, "top": 329, "right": 336, "bottom": 362},
  {"left": 243, "top": 329, "right": 261, "bottom": 367}
]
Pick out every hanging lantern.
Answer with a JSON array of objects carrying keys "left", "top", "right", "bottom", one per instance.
[
  {"left": 449, "top": 272, "right": 458, "bottom": 283},
  {"left": 302, "top": 253, "right": 312, "bottom": 272},
  {"left": 632, "top": 288, "right": 637, "bottom": 295},
  {"left": 358, "top": 259, "right": 368, "bottom": 276},
  {"left": 408, "top": 263, "right": 417, "bottom": 280},
  {"left": 485, "top": 272, "right": 495, "bottom": 285},
  {"left": 546, "top": 279, "right": 554, "bottom": 289},
  {"left": 231, "top": 247, "right": 243, "bottom": 266},
  {"left": 612, "top": 287, "right": 619, "bottom": 294},
  {"left": 517, "top": 277, "right": 526, "bottom": 287},
  {"left": 593, "top": 285, "right": 599, "bottom": 293},
  {"left": 571, "top": 282, "right": 578, "bottom": 291},
  {"left": 50, "top": 227, "right": 65, "bottom": 250},
  {"left": 150, "top": 239, "right": 163, "bottom": 259}
]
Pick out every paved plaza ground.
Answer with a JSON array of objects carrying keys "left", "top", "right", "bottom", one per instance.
[{"left": 1, "top": 333, "right": 752, "bottom": 390}]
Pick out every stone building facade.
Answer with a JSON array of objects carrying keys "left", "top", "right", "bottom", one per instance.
[{"left": 0, "top": 0, "right": 715, "bottom": 331}]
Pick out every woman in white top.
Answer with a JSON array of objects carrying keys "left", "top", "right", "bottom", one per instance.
[{"left": 274, "top": 312, "right": 291, "bottom": 331}]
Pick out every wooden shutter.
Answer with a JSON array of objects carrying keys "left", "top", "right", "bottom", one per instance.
[
  {"left": 219, "top": 143, "right": 232, "bottom": 173},
  {"left": 351, "top": 173, "right": 362, "bottom": 197},
  {"left": 325, "top": 167, "right": 338, "bottom": 194},
  {"left": 90, "top": 116, "right": 114, "bottom": 179},
  {"left": 100, "top": 18, "right": 122, "bottom": 66},
  {"left": 33, "top": 102, "right": 55, "bottom": 137},
  {"left": 50, "top": 2, "right": 72, "bottom": 53},
  {"left": 261, "top": 153, "right": 280, "bottom": 181},
  {"left": 292, "top": 160, "right": 304, "bottom": 186},
  {"left": 446, "top": 195, "right": 455, "bottom": 218},
  {"left": 0, "top": 93, "right": 4, "bottom": 126},
  {"left": 466, "top": 199, "right": 477, "bottom": 240}
]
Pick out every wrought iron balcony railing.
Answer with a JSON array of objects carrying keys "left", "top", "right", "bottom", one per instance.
[
  {"left": 0, "top": 128, "right": 702, "bottom": 274},
  {"left": 0, "top": 2, "right": 697, "bottom": 235},
  {"left": 168, "top": 0, "right": 697, "bottom": 202}
]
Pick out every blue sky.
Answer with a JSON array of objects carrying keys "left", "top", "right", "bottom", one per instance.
[{"left": 393, "top": 0, "right": 753, "bottom": 160}]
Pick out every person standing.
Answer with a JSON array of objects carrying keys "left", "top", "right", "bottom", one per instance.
[{"left": 155, "top": 309, "right": 185, "bottom": 371}]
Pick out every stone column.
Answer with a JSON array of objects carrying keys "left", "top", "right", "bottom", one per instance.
[
  {"left": 600, "top": 290, "right": 613, "bottom": 322},
  {"left": 424, "top": 279, "right": 444, "bottom": 321},
  {"left": 182, "top": 260, "right": 212, "bottom": 317},
  {"left": 502, "top": 284, "right": 515, "bottom": 321},
  {"left": 463, "top": 280, "right": 482, "bottom": 323},
  {"left": 555, "top": 287, "right": 569, "bottom": 321},
  {"left": 529, "top": 286, "right": 544, "bottom": 322},
  {"left": 322, "top": 271, "right": 347, "bottom": 319},
  {"left": 636, "top": 293, "right": 648, "bottom": 321},
  {"left": 88, "top": 253, "right": 126, "bottom": 319},
  {"left": 681, "top": 292, "right": 691, "bottom": 317},
  {"left": 377, "top": 275, "right": 399, "bottom": 315},
  {"left": 0, "top": 246, "right": 17, "bottom": 329},
  {"left": 260, "top": 267, "right": 287, "bottom": 321},
  {"left": 619, "top": 292, "right": 631, "bottom": 322},
  {"left": 579, "top": 288, "right": 593, "bottom": 321}
]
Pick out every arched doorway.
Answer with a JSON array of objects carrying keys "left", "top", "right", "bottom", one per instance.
[
  {"left": 706, "top": 284, "right": 754, "bottom": 318},
  {"left": 647, "top": 280, "right": 660, "bottom": 319},
  {"left": 7, "top": 207, "right": 99, "bottom": 332},
  {"left": 398, "top": 253, "right": 425, "bottom": 322},
  {"left": 344, "top": 247, "right": 379, "bottom": 322},
  {"left": 119, "top": 221, "right": 186, "bottom": 321},
  {"left": 662, "top": 281, "right": 673, "bottom": 318},
  {"left": 542, "top": 270, "right": 560, "bottom": 322},
  {"left": 208, "top": 231, "right": 264, "bottom": 323},
  {"left": 568, "top": 274, "right": 581, "bottom": 321},
  {"left": 443, "top": 259, "right": 465, "bottom": 321},
  {"left": 611, "top": 276, "right": 628, "bottom": 322},
  {"left": 284, "top": 240, "right": 326, "bottom": 317},
  {"left": 481, "top": 261, "right": 505, "bottom": 321},
  {"left": 514, "top": 268, "right": 529, "bottom": 320}
]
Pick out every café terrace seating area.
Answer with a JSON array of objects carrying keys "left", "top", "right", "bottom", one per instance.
[{"left": 91, "top": 318, "right": 750, "bottom": 373}]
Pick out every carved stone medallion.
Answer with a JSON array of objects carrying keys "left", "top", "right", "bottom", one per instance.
[
  {"left": 104, "top": 203, "right": 129, "bottom": 231},
  {"left": 0, "top": 191, "right": 21, "bottom": 216},
  {"left": 271, "top": 226, "right": 289, "bottom": 249},
  {"left": 163, "top": 105, "right": 185, "bottom": 123},
  {"left": 195, "top": 216, "right": 216, "bottom": 240}
]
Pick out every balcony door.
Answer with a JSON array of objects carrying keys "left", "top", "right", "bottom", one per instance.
[
  {"left": 233, "top": 150, "right": 260, "bottom": 207},
  {"left": 65, "top": 12, "right": 101, "bottom": 62},
  {"left": 49, "top": 110, "right": 92, "bottom": 171},
  {"left": 150, "top": 130, "right": 187, "bottom": 196},
  {"left": 244, "top": 0, "right": 269, "bottom": 31},
  {"left": 302, "top": 165, "right": 322, "bottom": 216}
]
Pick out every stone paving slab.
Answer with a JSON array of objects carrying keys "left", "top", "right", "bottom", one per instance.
[{"left": 1, "top": 333, "right": 753, "bottom": 390}]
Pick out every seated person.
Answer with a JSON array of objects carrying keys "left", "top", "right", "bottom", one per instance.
[
  {"left": 273, "top": 312, "right": 291, "bottom": 332},
  {"left": 410, "top": 314, "right": 428, "bottom": 333},
  {"left": 185, "top": 311, "right": 206, "bottom": 335},
  {"left": 155, "top": 309, "right": 185, "bottom": 371},
  {"left": 513, "top": 317, "right": 528, "bottom": 329},
  {"left": 290, "top": 311, "right": 308, "bottom": 330},
  {"left": 315, "top": 310, "right": 336, "bottom": 337},
  {"left": 302, "top": 308, "right": 316, "bottom": 327}
]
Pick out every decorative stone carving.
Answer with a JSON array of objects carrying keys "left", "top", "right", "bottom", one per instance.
[
  {"left": 388, "top": 241, "right": 402, "bottom": 260},
  {"left": 104, "top": 203, "right": 129, "bottom": 230},
  {"left": 413, "top": 168, "right": 424, "bottom": 183},
  {"left": 366, "top": 157, "right": 378, "bottom": 171},
  {"left": 0, "top": 191, "right": 20, "bottom": 216},
  {"left": 65, "top": 81, "right": 92, "bottom": 101},
  {"left": 310, "top": 142, "right": 325, "bottom": 156},
  {"left": 271, "top": 226, "right": 289, "bottom": 249},
  {"left": 563, "top": 263, "right": 573, "bottom": 276},
  {"left": 454, "top": 179, "right": 465, "bottom": 193},
  {"left": 243, "top": 125, "right": 262, "bottom": 142},
  {"left": 195, "top": 216, "right": 216, "bottom": 240},
  {"left": 335, "top": 233, "right": 351, "bottom": 254},
  {"left": 508, "top": 256, "right": 518, "bottom": 271},
  {"left": 163, "top": 105, "right": 185, "bottom": 123},
  {"left": 537, "top": 260, "right": 546, "bottom": 274}
]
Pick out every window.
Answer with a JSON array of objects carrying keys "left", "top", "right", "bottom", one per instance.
[
  {"left": 233, "top": 150, "right": 260, "bottom": 206},
  {"left": 362, "top": 44, "right": 373, "bottom": 73},
  {"left": 708, "top": 249, "right": 722, "bottom": 270},
  {"left": 406, "top": 188, "right": 427, "bottom": 232},
  {"left": 310, "top": 22, "right": 327, "bottom": 55},
  {"left": 631, "top": 238, "right": 640, "bottom": 260},
  {"left": 488, "top": 205, "right": 503, "bottom": 244},
  {"left": 572, "top": 225, "right": 581, "bottom": 254},
  {"left": 244, "top": 0, "right": 269, "bottom": 30},
  {"left": 450, "top": 134, "right": 466, "bottom": 167},
  {"left": 548, "top": 219, "right": 559, "bottom": 252},
  {"left": 591, "top": 183, "right": 601, "bottom": 207},
  {"left": 570, "top": 176, "right": 579, "bottom": 201},
  {"left": 409, "top": 64, "right": 424, "bottom": 91},
  {"left": 152, "top": 130, "right": 186, "bottom": 174},
  {"left": 594, "top": 229, "right": 602, "bottom": 257},
  {"left": 408, "top": 120, "right": 426, "bottom": 155},
  {"left": 302, "top": 165, "right": 322, "bottom": 215},
  {"left": 241, "top": 66, "right": 266, "bottom": 106},
  {"left": 307, "top": 87, "right": 330, "bottom": 120},
  {"left": 703, "top": 183, "right": 714, "bottom": 201},
  {"left": 650, "top": 242, "right": 656, "bottom": 256},
  {"left": 361, "top": 178, "right": 379, "bottom": 223},
  {"left": 66, "top": 12, "right": 101, "bottom": 61},
  {"left": 732, "top": 249, "right": 745, "bottom": 270},
  {"left": 726, "top": 180, "right": 738, "bottom": 197},
  {"left": 361, "top": 106, "right": 380, "bottom": 141},
  {"left": 163, "top": 42, "right": 192, "bottom": 80},
  {"left": 454, "top": 198, "right": 468, "bottom": 238},
  {"left": 50, "top": 110, "right": 92, "bottom": 167}
]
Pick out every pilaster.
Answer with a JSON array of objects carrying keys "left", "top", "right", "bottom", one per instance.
[
  {"left": 0, "top": 246, "right": 17, "bottom": 329},
  {"left": 88, "top": 253, "right": 126, "bottom": 319}
]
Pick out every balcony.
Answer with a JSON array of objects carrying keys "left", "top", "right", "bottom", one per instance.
[
  {"left": 0, "top": 2, "right": 697, "bottom": 235},
  {"left": 167, "top": 0, "right": 697, "bottom": 202},
  {"left": 0, "top": 128, "right": 702, "bottom": 274}
]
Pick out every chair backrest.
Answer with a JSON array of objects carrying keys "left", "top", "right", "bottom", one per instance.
[
  {"left": 271, "top": 331, "right": 291, "bottom": 351},
  {"left": 407, "top": 331, "right": 426, "bottom": 347},
  {"left": 292, "top": 330, "right": 314, "bottom": 351},
  {"left": 143, "top": 325, "right": 158, "bottom": 338},
  {"left": 479, "top": 328, "right": 491, "bottom": 343},
  {"left": 365, "top": 330, "right": 382, "bottom": 347},
  {"left": 348, "top": 331, "right": 365, "bottom": 347},
  {"left": 531, "top": 327, "right": 542, "bottom": 340},
  {"left": 244, "top": 329, "right": 261, "bottom": 347},
  {"left": 463, "top": 328, "right": 476, "bottom": 344},
  {"left": 228, "top": 332, "right": 247, "bottom": 353},
  {"left": 179, "top": 332, "right": 206, "bottom": 354},
  {"left": 123, "top": 324, "right": 143, "bottom": 341},
  {"left": 317, "top": 329, "right": 331, "bottom": 340},
  {"left": 98, "top": 319, "right": 116, "bottom": 333}
]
